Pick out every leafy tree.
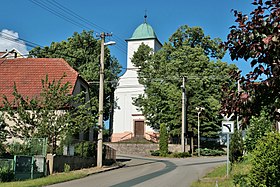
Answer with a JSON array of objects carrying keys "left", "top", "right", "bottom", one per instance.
[
  {"left": 132, "top": 25, "right": 237, "bottom": 139},
  {"left": 222, "top": 0, "right": 280, "bottom": 122},
  {"left": 159, "top": 124, "right": 168, "bottom": 156},
  {"left": 29, "top": 30, "right": 121, "bottom": 132},
  {"left": 2, "top": 75, "right": 95, "bottom": 153},
  {"left": 245, "top": 108, "right": 273, "bottom": 152}
]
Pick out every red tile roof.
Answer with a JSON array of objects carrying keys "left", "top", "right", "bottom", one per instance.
[{"left": 0, "top": 58, "right": 79, "bottom": 104}]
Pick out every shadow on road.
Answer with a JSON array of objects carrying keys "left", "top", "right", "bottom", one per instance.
[
  {"left": 116, "top": 158, "right": 131, "bottom": 162},
  {"left": 111, "top": 156, "right": 177, "bottom": 187}
]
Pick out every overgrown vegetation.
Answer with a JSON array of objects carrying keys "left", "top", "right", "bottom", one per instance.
[
  {"left": 234, "top": 133, "right": 280, "bottom": 187},
  {"left": 245, "top": 108, "right": 273, "bottom": 152},
  {"left": 229, "top": 130, "right": 243, "bottom": 163},
  {"left": 0, "top": 166, "right": 14, "bottom": 182}
]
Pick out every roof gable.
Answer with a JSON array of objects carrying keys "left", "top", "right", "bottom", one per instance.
[
  {"left": 0, "top": 48, "right": 26, "bottom": 59},
  {"left": 0, "top": 58, "right": 80, "bottom": 104}
]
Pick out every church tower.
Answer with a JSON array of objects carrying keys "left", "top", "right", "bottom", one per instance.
[{"left": 112, "top": 16, "right": 162, "bottom": 142}]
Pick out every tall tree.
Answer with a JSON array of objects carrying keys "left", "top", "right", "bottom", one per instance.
[
  {"left": 222, "top": 0, "right": 280, "bottom": 121},
  {"left": 132, "top": 25, "right": 237, "bottom": 139},
  {"left": 29, "top": 30, "right": 121, "bottom": 127}
]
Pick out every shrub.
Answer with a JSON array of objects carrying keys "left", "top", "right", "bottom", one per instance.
[
  {"left": 229, "top": 130, "right": 244, "bottom": 163},
  {"left": 0, "top": 166, "right": 14, "bottom": 182},
  {"left": 245, "top": 109, "right": 272, "bottom": 152},
  {"left": 64, "top": 163, "right": 71, "bottom": 173},
  {"left": 150, "top": 150, "right": 160, "bottom": 156},
  {"left": 171, "top": 152, "right": 191, "bottom": 158},
  {"left": 199, "top": 148, "right": 226, "bottom": 156},
  {"left": 159, "top": 124, "right": 168, "bottom": 156},
  {"left": 74, "top": 141, "right": 96, "bottom": 157},
  {"left": 246, "top": 132, "right": 280, "bottom": 186}
]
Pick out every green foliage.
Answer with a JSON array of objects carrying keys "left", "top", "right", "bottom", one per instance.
[
  {"left": 171, "top": 152, "right": 191, "bottom": 158},
  {"left": 6, "top": 138, "right": 47, "bottom": 156},
  {"left": 0, "top": 166, "right": 14, "bottom": 182},
  {"left": 132, "top": 25, "right": 237, "bottom": 138},
  {"left": 74, "top": 141, "right": 96, "bottom": 158},
  {"left": 64, "top": 163, "right": 71, "bottom": 173},
  {"left": 0, "top": 111, "right": 7, "bottom": 144},
  {"left": 229, "top": 130, "right": 244, "bottom": 163},
  {"left": 246, "top": 133, "right": 280, "bottom": 187},
  {"left": 159, "top": 124, "right": 168, "bottom": 156},
  {"left": 199, "top": 148, "right": 226, "bottom": 156},
  {"left": 29, "top": 30, "right": 121, "bottom": 124},
  {"left": 150, "top": 150, "right": 160, "bottom": 156},
  {"left": 2, "top": 75, "right": 95, "bottom": 154},
  {"left": 245, "top": 109, "right": 272, "bottom": 152}
]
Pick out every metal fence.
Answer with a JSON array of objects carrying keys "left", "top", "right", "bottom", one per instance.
[{"left": 13, "top": 155, "right": 46, "bottom": 180}]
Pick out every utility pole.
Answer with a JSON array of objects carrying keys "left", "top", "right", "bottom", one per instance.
[
  {"left": 97, "top": 32, "right": 113, "bottom": 167},
  {"left": 181, "top": 77, "right": 187, "bottom": 152}
]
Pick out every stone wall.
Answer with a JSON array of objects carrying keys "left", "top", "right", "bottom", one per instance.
[
  {"left": 105, "top": 143, "right": 190, "bottom": 156},
  {"left": 47, "top": 154, "right": 96, "bottom": 174}
]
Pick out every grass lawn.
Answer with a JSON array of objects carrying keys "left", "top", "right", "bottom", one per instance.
[
  {"left": 0, "top": 170, "right": 88, "bottom": 187},
  {"left": 191, "top": 161, "right": 251, "bottom": 187}
]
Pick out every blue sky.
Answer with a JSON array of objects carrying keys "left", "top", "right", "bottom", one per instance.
[{"left": 0, "top": 0, "right": 254, "bottom": 75}]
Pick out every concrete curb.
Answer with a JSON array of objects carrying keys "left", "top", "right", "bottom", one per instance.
[{"left": 85, "top": 163, "right": 126, "bottom": 176}]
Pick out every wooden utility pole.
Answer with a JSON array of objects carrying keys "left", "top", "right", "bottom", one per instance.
[{"left": 97, "top": 32, "right": 114, "bottom": 167}]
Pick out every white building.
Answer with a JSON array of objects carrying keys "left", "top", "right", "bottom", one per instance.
[{"left": 112, "top": 18, "right": 162, "bottom": 142}]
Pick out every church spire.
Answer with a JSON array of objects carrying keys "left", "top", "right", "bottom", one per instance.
[{"left": 144, "top": 10, "right": 147, "bottom": 23}]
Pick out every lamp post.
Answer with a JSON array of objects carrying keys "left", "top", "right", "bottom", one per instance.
[
  {"left": 97, "top": 32, "right": 115, "bottom": 167},
  {"left": 196, "top": 107, "right": 204, "bottom": 157}
]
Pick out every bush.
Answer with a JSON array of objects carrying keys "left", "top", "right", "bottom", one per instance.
[
  {"left": 64, "top": 163, "right": 71, "bottom": 173},
  {"left": 246, "top": 132, "right": 280, "bottom": 186},
  {"left": 245, "top": 109, "right": 272, "bottom": 152},
  {"left": 159, "top": 124, "right": 168, "bottom": 156},
  {"left": 150, "top": 150, "right": 160, "bottom": 156},
  {"left": 74, "top": 141, "right": 96, "bottom": 157},
  {"left": 0, "top": 166, "right": 14, "bottom": 182},
  {"left": 198, "top": 148, "right": 226, "bottom": 156},
  {"left": 229, "top": 130, "right": 244, "bottom": 163},
  {"left": 171, "top": 152, "right": 191, "bottom": 158}
]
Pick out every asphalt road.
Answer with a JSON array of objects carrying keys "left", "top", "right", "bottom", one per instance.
[{"left": 48, "top": 155, "right": 226, "bottom": 187}]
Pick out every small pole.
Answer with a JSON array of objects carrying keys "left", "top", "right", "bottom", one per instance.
[
  {"left": 198, "top": 112, "right": 200, "bottom": 157},
  {"left": 226, "top": 133, "right": 229, "bottom": 177}
]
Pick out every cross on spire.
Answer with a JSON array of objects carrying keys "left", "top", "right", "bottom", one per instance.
[{"left": 144, "top": 10, "right": 147, "bottom": 23}]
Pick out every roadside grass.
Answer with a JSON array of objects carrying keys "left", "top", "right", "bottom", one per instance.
[
  {"left": 0, "top": 170, "right": 88, "bottom": 187},
  {"left": 191, "top": 160, "right": 251, "bottom": 187}
]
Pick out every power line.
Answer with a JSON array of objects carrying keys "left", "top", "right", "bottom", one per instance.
[
  {"left": 0, "top": 31, "right": 43, "bottom": 48},
  {"left": 29, "top": 0, "right": 128, "bottom": 55}
]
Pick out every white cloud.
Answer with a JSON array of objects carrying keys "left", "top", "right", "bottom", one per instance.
[{"left": 0, "top": 29, "right": 28, "bottom": 55}]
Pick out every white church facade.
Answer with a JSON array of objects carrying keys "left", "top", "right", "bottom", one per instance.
[{"left": 112, "top": 19, "right": 162, "bottom": 142}]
